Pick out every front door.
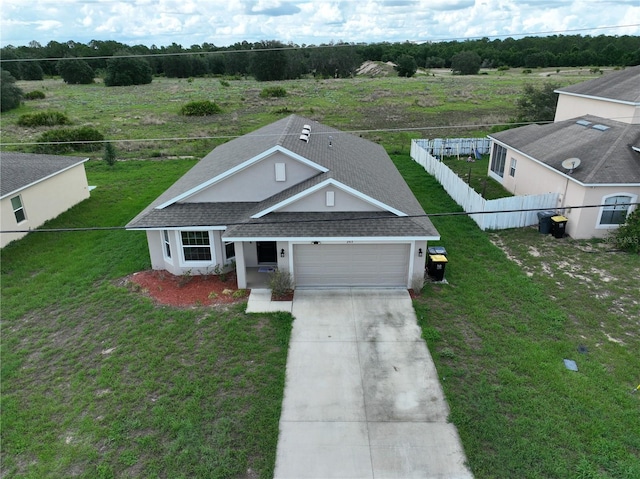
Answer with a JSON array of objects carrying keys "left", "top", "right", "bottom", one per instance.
[{"left": 256, "top": 241, "right": 277, "bottom": 264}]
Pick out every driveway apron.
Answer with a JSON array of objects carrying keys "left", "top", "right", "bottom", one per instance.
[{"left": 274, "top": 288, "right": 473, "bottom": 479}]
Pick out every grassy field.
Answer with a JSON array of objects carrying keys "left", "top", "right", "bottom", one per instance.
[
  {"left": 2, "top": 66, "right": 602, "bottom": 160},
  {"left": 3, "top": 67, "right": 637, "bottom": 478},
  {"left": 393, "top": 155, "right": 640, "bottom": 478},
  {"left": 1, "top": 161, "right": 292, "bottom": 479}
]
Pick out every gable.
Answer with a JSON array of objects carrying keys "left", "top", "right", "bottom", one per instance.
[
  {"left": 251, "top": 179, "right": 406, "bottom": 218},
  {"left": 184, "top": 149, "right": 322, "bottom": 203},
  {"left": 157, "top": 145, "right": 328, "bottom": 208},
  {"left": 276, "top": 183, "right": 385, "bottom": 213}
]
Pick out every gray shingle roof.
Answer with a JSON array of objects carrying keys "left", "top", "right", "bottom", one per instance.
[
  {"left": 127, "top": 115, "right": 439, "bottom": 238},
  {"left": 0, "top": 152, "right": 88, "bottom": 198},
  {"left": 555, "top": 65, "right": 640, "bottom": 104},
  {"left": 489, "top": 115, "right": 640, "bottom": 184}
]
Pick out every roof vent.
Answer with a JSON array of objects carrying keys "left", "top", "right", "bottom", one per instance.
[
  {"left": 592, "top": 124, "right": 610, "bottom": 131},
  {"left": 576, "top": 119, "right": 591, "bottom": 126},
  {"left": 299, "top": 133, "right": 309, "bottom": 142}
]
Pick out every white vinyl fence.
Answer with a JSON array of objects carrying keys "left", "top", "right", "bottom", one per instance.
[{"left": 411, "top": 140, "right": 558, "bottom": 230}]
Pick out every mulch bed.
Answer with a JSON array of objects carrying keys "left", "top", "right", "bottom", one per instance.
[{"left": 127, "top": 270, "right": 248, "bottom": 307}]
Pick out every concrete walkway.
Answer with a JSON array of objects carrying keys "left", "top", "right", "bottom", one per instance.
[
  {"left": 245, "top": 288, "right": 293, "bottom": 313},
  {"left": 274, "top": 288, "right": 473, "bottom": 479}
]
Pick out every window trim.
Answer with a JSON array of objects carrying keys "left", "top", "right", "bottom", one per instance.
[
  {"left": 596, "top": 193, "right": 637, "bottom": 229},
  {"left": 179, "top": 230, "right": 215, "bottom": 266},
  {"left": 11, "top": 195, "right": 26, "bottom": 223},
  {"left": 509, "top": 158, "right": 517, "bottom": 177}
]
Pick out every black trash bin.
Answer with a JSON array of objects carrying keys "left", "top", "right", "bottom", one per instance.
[
  {"left": 426, "top": 246, "right": 447, "bottom": 273},
  {"left": 550, "top": 215, "right": 568, "bottom": 238},
  {"left": 537, "top": 211, "right": 556, "bottom": 234},
  {"left": 427, "top": 254, "right": 448, "bottom": 281}
]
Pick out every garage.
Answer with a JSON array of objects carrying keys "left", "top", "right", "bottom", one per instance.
[{"left": 293, "top": 243, "right": 410, "bottom": 287}]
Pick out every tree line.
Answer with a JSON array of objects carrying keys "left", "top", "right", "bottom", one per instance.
[{"left": 1, "top": 34, "right": 639, "bottom": 83}]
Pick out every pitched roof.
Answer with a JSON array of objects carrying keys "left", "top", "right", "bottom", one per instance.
[
  {"left": 555, "top": 65, "right": 640, "bottom": 104},
  {"left": 127, "top": 115, "right": 439, "bottom": 238},
  {"left": 0, "top": 152, "right": 88, "bottom": 199},
  {"left": 489, "top": 115, "right": 640, "bottom": 185}
]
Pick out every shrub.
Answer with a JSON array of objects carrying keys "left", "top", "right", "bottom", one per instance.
[
  {"left": 103, "top": 142, "right": 117, "bottom": 167},
  {"left": 17, "top": 111, "right": 71, "bottom": 127},
  {"left": 24, "top": 90, "right": 45, "bottom": 100},
  {"left": 34, "top": 126, "right": 104, "bottom": 154},
  {"left": 104, "top": 55, "right": 152, "bottom": 87},
  {"left": 57, "top": 59, "right": 95, "bottom": 84},
  {"left": 179, "top": 100, "right": 222, "bottom": 116},
  {"left": 219, "top": 79, "right": 230, "bottom": 87},
  {"left": 609, "top": 208, "right": 640, "bottom": 254},
  {"left": 259, "top": 86, "right": 287, "bottom": 98},
  {"left": 268, "top": 270, "right": 294, "bottom": 298},
  {"left": 1, "top": 69, "right": 23, "bottom": 112}
]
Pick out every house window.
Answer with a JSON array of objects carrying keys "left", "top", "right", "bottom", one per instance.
[
  {"left": 509, "top": 158, "right": 517, "bottom": 177},
  {"left": 490, "top": 143, "right": 507, "bottom": 178},
  {"left": 224, "top": 241, "right": 235, "bottom": 262},
  {"left": 163, "top": 230, "right": 172, "bottom": 259},
  {"left": 599, "top": 195, "right": 633, "bottom": 226},
  {"left": 11, "top": 195, "right": 26, "bottom": 223},
  {"left": 326, "top": 191, "right": 335, "bottom": 207},
  {"left": 181, "top": 231, "right": 212, "bottom": 261},
  {"left": 275, "top": 162, "right": 286, "bottom": 182}
]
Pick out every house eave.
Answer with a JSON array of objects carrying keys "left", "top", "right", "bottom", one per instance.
[
  {"left": 554, "top": 90, "right": 640, "bottom": 107},
  {"left": 222, "top": 235, "right": 441, "bottom": 242},
  {"left": 0, "top": 157, "right": 89, "bottom": 200}
]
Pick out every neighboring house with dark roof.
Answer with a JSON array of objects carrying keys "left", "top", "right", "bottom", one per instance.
[
  {"left": 127, "top": 115, "right": 440, "bottom": 289},
  {"left": 554, "top": 65, "right": 640, "bottom": 124},
  {"left": 487, "top": 66, "right": 640, "bottom": 239},
  {"left": 1, "top": 152, "right": 90, "bottom": 248}
]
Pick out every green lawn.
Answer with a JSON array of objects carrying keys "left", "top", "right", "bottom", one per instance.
[
  {"left": 440, "top": 154, "right": 512, "bottom": 200},
  {"left": 1, "top": 160, "right": 292, "bottom": 479},
  {"left": 393, "top": 154, "right": 640, "bottom": 478},
  {"left": 2, "top": 68, "right": 634, "bottom": 478}
]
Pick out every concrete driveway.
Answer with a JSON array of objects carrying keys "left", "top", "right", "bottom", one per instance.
[{"left": 274, "top": 288, "right": 473, "bottom": 479}]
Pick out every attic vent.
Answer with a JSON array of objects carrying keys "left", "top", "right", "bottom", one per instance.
[
  {"left": 300, "top": 124, "right": 311, "bottom": 142},
  {"left": 592, "top": 124, "right": 610, "bottom": 131},
  {"left": 576, "top": 119, "right": 592, "bottom": 126}
]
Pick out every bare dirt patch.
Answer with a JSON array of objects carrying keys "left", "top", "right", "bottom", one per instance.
[{"left": 126, "top": 270, "right": 248, "bottom": 307}]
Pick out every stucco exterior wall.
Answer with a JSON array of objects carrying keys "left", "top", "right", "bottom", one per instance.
[
  {"left": 493, "top": 147, "right": 640, "bottom": 239},
  {"left": 278, "top": 185, "right": 383, "bottom": 212},
  {"left": 555, "top": 95, "right": 638, "bottom": 124},
  {"left": 185, "top": 151, "right": 320, "bottom": 202},
  {"left": 1, "top": 163, "right": 90, "bottom": 248}
]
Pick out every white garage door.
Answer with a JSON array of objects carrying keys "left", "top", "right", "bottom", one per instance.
[{"left": 293, "top": 243, "right": 410, "bottom": 287}]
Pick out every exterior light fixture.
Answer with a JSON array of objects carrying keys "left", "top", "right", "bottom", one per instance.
[
  {"left": 280, "top": 248, "right": 285, "bottom": 258},
  {"left": 418, "top": 248, "right": 423, "bottom": 257}
]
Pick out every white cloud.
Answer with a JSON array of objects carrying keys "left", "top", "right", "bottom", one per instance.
[{"left": 0, "top": 0, "right": 638, "bottom": 47}]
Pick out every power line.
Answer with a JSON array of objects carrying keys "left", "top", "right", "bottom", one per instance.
[
  {"left": 1, "top": 24, "right": 638, "bottom": 63},
  {"left": 2, "top": 202, "right": 637, "bottom": 235}
]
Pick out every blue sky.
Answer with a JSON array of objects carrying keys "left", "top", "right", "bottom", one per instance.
[{"left": 1, "top": 0, "right": 638, "bottom": 48}]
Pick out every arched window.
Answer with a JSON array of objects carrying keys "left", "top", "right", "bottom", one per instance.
[{"left": 598, "top": 194, "right": 636, "bottom": 227}]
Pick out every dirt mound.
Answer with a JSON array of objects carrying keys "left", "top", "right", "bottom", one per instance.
[{"left": 356, "top": 61, "right": 397, "bottom": 77}]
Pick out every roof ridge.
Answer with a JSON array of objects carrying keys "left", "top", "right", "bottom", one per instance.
[{"left": 277, "top": 114, "right": 297, "bottom": 146}]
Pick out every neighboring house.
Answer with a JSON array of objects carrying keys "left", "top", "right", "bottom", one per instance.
[
  {"left": 127, "top": 115, "right": 440, "bottom": 289},
  {"left": 487, "top": 66, "right": 640, "bottom": 239},
  {"left": 1, "top": 152, "right": 91, "bottom": 248}
]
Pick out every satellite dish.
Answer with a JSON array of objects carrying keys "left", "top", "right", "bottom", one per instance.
[{"left": 561, "top": 157, "right": 581, "bottom": 172}]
